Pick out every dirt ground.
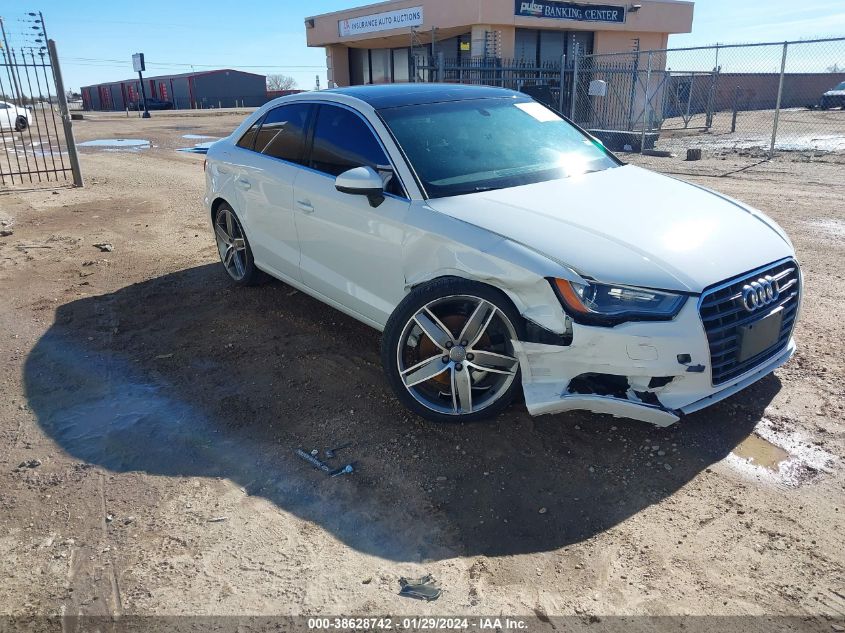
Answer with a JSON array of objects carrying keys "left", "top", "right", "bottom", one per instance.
[{"left": 0, "top": 110, "right": 844, "bottom": 629}]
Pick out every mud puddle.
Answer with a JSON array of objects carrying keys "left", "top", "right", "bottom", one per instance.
[
  {"left": 732, "top": 434, "right": 790, "bottom": 470},
  {"left": 726, "top": 416, "right": 835, "bottom": 485},
  {"left": 177, "top": 140, "right": 214, "bottom": 154},
  {"left": 78, "top": 138, "right": 151, "bottom": 151}
]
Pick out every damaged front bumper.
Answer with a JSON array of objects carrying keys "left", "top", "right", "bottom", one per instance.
[{"left": 512, "top": 300, "right": 795, "bottom": 426}]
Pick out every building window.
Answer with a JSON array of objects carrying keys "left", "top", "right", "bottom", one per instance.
[
  {"left": 515, "top": 29, "right": 539, "bottom": 63},
  {"left": 371, "top": 49, "right": 391, "bottom": 84},
  {"left": 349, "top": 48, "right": 370, "bottom": 85},
  {"left": 392, "top": 48, "right": 410, "bottom": 83},
  {"left": 515, "top": 29, "right": 594, "bottom": 64}
]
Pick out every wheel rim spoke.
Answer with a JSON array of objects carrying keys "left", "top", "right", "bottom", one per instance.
[
  {"left": 402, "top": 355, "right": 449, "bottom": 387},
  {"left": 224, "top": 210, "right": 235, "bottom": 236},
  {"left": 468, "top": 350, "right": 518, "bottom": 375},
  {"left": 413, "top": 309, "right": 453, "bottom": 349},
  {"left": 452, "top": 367, "right": 473, "bottom": 413},
  {"left": 215, "top": 225, "right": 231, "bottom": 246},
  {"left": 223, "top": 247, "right": 234, "bottom": 267},
  {"left": 232, "top": 251, "right": 245, "bottom": 278},
  {"left": 459, "top": 300, "right": 495, "bottom": 346},
  {"left": 232, "top": 237, "right": 246, "bottom": 251}
]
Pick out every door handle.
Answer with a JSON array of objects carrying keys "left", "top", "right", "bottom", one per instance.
[
  {"left": 236, "top": 177, "right": 251, "bottom": 190},
  {"left": 296, "top": 200, "right": 314, "bottom": 214}
]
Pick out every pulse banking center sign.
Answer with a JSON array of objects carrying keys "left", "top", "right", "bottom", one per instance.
[{"left": 515, "top": 0, "right": 626, "bottom": 23}]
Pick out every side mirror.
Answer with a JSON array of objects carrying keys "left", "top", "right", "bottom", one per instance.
[{"left": 335, "top": 166, "right": 385, "bottom": 208}]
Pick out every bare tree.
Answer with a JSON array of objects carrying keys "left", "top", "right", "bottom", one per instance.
[{"left": 267, "top": 74, "right": 297, "bottom": 91}]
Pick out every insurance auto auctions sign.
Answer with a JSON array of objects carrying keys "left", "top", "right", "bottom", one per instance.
[
  {"left": 338, "top": 6, "right": 424, "bottom": 37},
  {"left": 515, "top": 0, "right": 626, "bottom": 23}
]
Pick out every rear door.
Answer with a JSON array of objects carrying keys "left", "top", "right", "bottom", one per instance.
[
  {"left": 230, "top": 103, "right": 313, "bottom": 282},
  {"left": 292, "top": 103, "right": 410, "bottom": 326}
]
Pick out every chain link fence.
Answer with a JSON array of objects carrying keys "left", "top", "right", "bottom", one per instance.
[
  {"left": 413, "top": 37, "right": 845, "bottom": 159},
  {"left": 574, "top": 37, "right": 845, "bottom": 157}
]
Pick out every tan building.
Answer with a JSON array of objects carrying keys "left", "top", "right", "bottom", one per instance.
[{"left": 305, "top": 0, "right": 694, "bottom": 87}]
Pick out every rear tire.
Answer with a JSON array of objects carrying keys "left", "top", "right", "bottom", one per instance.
[
  {"left": 213, "top": 203, "right": 264, "bottom": 286},
  {"left": 14, "top": 116, "right": 28, "bottom": 132},
  {"left": 381, "top": 277, "right": 525, "bottom": 423}
]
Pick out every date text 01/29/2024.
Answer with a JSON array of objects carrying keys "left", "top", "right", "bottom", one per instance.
[{"left": 307, "top": 617, "right": 529, "bottom": 630}]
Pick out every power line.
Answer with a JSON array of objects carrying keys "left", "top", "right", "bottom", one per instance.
[{"left": 64, "top": 56, "right": 323, "bottom": 69}]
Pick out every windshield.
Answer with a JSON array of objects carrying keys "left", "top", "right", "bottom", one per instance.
[
  {"left": 378, "top": 97, "right": 618, "bottom": 198},
  {"left": 834, "top": 82, "right": 845, "bottom": 90}
]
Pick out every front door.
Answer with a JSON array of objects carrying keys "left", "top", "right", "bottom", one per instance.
[{"left": 293, "top": 104, "right": 409, "bottom": 326}]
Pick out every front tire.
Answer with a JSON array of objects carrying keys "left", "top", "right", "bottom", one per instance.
[
  {"left": 381, "top": 277, "right": 525, "bottom": 423},
  {"left": 213, "top": 203, "right": 263, "bottom": 286},
  {"left": 15, "top": 116, "right": 28, "bottom": 132}
]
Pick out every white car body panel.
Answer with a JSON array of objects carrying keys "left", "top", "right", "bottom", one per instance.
[
  {"left": 204, "top": 87, "right": 801, "bottom": 425},
  {"left": 0, "top": 101, "right": 29, "bottom": 131},
  {"left": 425, "top": 165, "right": 793, "bottom": 292}
]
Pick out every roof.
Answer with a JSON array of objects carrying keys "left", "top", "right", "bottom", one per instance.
[
  {"left": 324, "top": 83, "right": 522, "bottom": 108},
  {"left": 81, "top": 68, "right": 265, "bottom": 91}
]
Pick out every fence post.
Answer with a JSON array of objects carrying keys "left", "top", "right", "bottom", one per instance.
[
  {"left": 558, "top": 54, "right": 566, "bottom": 113},
  {"left": 570, "top": 52, "right": 579, "bottom": 121},
  {"left": 47, "top": 39, "right": 83, "bottom": 187},
  {"left": 770, "top": 42, "right": 788, "bottom": 158},
  {"left": 731, "top": 86, "right": 740, "bottom": 133},
  {"left": 437, "top": 52, "right": 445, "bottom": 83},
  {"left": 640, "top": 50, "right": 653, "bottom": 153},
  {"left": 627, "top": 50, "right": 640, "bottom": 131}
]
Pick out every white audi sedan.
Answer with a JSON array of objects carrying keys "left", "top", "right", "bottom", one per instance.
[{"left": 204, "top": 85, "right": 801, "bottom": 426}]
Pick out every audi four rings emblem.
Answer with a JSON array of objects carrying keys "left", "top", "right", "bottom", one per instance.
[{"left": 741, "top": 276, "right": 780, "bottom": 312}]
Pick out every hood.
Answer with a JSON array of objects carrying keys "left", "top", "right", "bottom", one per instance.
[
  {"left": 425, "top": 165, "right": 794, "bottom": 293},
  {"left": 824, "top": 89, "right": 845, "bottom": 96}
]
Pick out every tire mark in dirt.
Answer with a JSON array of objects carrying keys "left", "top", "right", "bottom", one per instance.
[{"left": 98, "top": 472, "right": 124, "bottom": 616}]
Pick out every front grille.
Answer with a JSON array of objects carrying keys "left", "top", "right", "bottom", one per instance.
[{"left": 699, "top": 259, "right": 800, "bottom": 386}]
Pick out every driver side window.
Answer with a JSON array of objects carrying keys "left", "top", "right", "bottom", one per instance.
[{"left": 310, "top": 104, "right": 403, "bottom": 196}]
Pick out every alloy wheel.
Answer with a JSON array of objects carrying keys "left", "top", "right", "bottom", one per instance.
[
  {"left": 396, "top": 295, "right": 519, "bottom": 416},
  {"left": 214, "top": 207, "right": 248, "bottom": 281}
]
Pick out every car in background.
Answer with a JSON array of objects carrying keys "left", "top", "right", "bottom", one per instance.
[
  {"left": 0, "top": 100, "right": 31, "bottom": 131},
  {"left": 204, "top": 84, "right": 801, "bottom": 426},
  {"left": 128, "top": 98, "right": 174, "bottom": 111},
  {"left": 820, "top": 81, "right": 845, "bottom": 109}
]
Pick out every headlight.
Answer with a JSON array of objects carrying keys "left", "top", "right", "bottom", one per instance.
[{"left": 551, "top": 278, "right": 686, "bottom": 326}]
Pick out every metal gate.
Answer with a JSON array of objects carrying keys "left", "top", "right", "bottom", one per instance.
[{"left": 0, "top": 12, "right": 82, "bottom": 188}]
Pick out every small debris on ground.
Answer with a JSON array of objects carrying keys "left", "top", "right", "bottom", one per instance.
[
  {"left": 398, "top": 574, "right": 442, "bottom": 601},
  {"left": 207, "top": 516, "right": 228, "bottom": 523},
  {"left": 0, "top": 230, "right": 13, "bottom": 237},
  {"left": 93, "top": 243, "right": 114, "bottom": 252},
  {"left": 17, "top": 459, "right": 42, "bottom": 469}
]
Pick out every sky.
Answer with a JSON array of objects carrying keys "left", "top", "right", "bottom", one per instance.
[{"left": 3, "top": 0, "right": 844, "bottom": 92}]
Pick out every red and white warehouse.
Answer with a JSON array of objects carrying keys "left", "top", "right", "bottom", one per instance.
[{"left": 81, "top": 69, "right": 267, "bottom": 111}]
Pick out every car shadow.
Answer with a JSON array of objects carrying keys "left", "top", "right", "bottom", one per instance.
[{"left": 23, "top": 264, "right": 780, "bottom": 562}]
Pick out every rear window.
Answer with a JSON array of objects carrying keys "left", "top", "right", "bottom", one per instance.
[
  {"left": 256, "top": 104, "right": 312, "bottom": 165},
  {"left": 236, "top": 117, "right": 262, "bottom": 150}
]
